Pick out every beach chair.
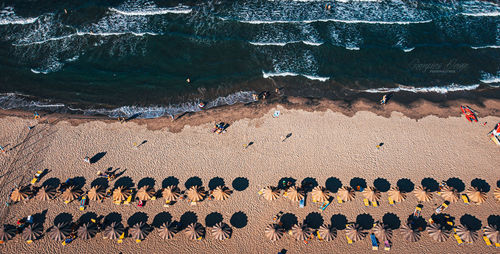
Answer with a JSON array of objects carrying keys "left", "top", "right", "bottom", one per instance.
[
  {"left": 363, "top": 199, "right": 370, "bottom": 207},
  {"left": 413, "top": 204, "right": 423, "bottom": 217},
  {"left": 370, "top": 234, "right": 378, "bottom": 250},
  {"left": 124, "top": 195, "right": 132, "bottom": 205},
  {"left": 79, "top": 196, "right": 87, "bottom": 211},
  {"left": 319, "top": 201, "right": 330, "bottom": 211},
  {"left": 483, "top": 236, "right": 492, "bottom": 246},
  {"left": 299, "top": 198, "right": 305, "bottom": 208},
  {"left": 337, "top": 196, "right": 343, "bottom": 203},
  {"left": 461, "top": 194, "right": 470, "bottom": 204},
  {"left": 346, "top": 235, "right": 353, "bottom": 244},
  {"left": 495, "top": 242, "right": 500, "bottom": 248},
  {"left": 30, "top": 170, "right": 44, "bottom": 184},
  {"left": 388, "top": 197, "right": 394, "bottom": 205},
  {"left": 372, "top": 201, "right": 378, "bottom": 207},
  {"left": 384, "top": 240, "right": 391, "bottom": 251},
  {"left": 453, "top": 233, "right": 463, "bottom": 245},
  {"left": 117, "top": 232, "right": 125, "bottom": 243}
]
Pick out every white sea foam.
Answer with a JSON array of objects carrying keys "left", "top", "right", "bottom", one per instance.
[
  {"left": 0, "top": 7, "right": 38, "bottom": 25},
  {"left": 480, "top": 72, "right": 500, "bottom": 84},
  {"left": 461, "top": 12, "right": 500, "bottom": 17},
  {"left": 236, "top": 18, "right": 432, "bottom": 25},
  {"left": 249, "top": 40, "right": 323, "bottom": 46},
  {"left": 346, "top": 46, "right": 360, "bottom": 50},
  {"left": 109, "top": 7, "right": 192, "bottom": 16},
  {"left": 403, "top": 47, "right": 415, "bottom": 52},
  {"left": 471, "top": 45, "right": 500, "bottom": 49},
  {"left": 12, "top": 31, "right": 158, "bottom": 46},
  {"left": 262, "top": 71, "right": 330, "bottom": 82},
  {"left": 362, "top": 84, "right": 480, "bottom": 94}
]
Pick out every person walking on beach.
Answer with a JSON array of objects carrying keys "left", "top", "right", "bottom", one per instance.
[{"left": 84, "top": 156, "right": 90, "bottom": 164}]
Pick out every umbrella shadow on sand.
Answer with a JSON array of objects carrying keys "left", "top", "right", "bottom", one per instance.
[
  {"left": 232, "top": 177, "right": 249, "bottom": 191},
  {"left": 230, "top": 212, "right": 247, "bottom": 229},
  {"left": 128, "top": 212, "right": 148, "bottom": 227},
  {"left": 152, "top": 212, "right": 172, "bottom": 228},
  {"left": 179, "top": 212, "right": 198, "bottom": 230},
  {"left": 162, "top": 176, "right": 179, "bottom": 188},
  {"left": 54, "top": 213, "right": 73, "bottom": 225},
  {"left": 397, "top": 178, "right": 414, "bottom": 193},
  {"left": 205, "top": 212, "right": 223, "bottom": 227},
  {"left": 185, "top": 177, "right": 202, "bottom": 189},
  {"left": 137, "top": 177, "right": 155, "bottom": 189},
  {"left": 331, "top": 214, "right": 347, "bottom": 230},
  {"left": 325, "top": 177, "right": 342, "bottom": 193},
  {"left": 208, "top": 177, "right": 225, "bottom": 190}
]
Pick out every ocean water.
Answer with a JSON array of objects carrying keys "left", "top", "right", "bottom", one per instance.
[{"left": 0, "top": 0, "right": 499, "bottom": 118}]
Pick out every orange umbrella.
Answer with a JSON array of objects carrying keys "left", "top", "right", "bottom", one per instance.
[
  {"left": 345, "top": 223, "right": 367, "bottom": 242},
  {"left": 265, "top": 224, "right": 284, "bottom": 241},
  {"left": 362, "top": 187, "right": 381, "bottom": 203},
  {"left": 388, "top": 187, "right": 406, "bottom": 203},
  {"left": 10, "top": 186, "right": 31, "bottom": 202},
  {"left": 61, "top": 186, "right": 83, "bottom": 202},
  {"left": 291, "top": 223, "right": 312, "bottom": 241},
  {"left": 88, "top": 186, "right": 106, "bottom": 201},
  {"left": 211, "top": 222, "right": 232, "bottom": 240},
  {"left": 158, "top": 222, "right": 178, "bottom": 240},
  {"left": 36, "top": 186, "right": 56, "bottom": 201},
  {"left": 162, "top": 185, "right": 181, "bottom": 203},
  {"left": 427, "top": 224, "right": 451, "bottom": 242},
  {"left": 112, "top": 186, "right": 131, "bottom": 203},
  {"left": 184, "top": 223, "right": 205, "bottom": 240},
  {"left": 440, "top": 186, "right": 459, "bottom": 203},
  {"left": 494, "top": 187, "right": 500, "bottom": 202},
  {"left": 400, "top": 223, "right": 420, "bottom": 242}
]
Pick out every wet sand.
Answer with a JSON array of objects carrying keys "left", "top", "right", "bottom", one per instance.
[{"left": 0, "top": 103, "right": 499, "bottom": 254}]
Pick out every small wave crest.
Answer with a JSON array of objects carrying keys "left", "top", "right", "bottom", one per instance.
[
  {"left": 480, "top": 72, "right": 500, "bottom": 84},
  {"left": 0, "top": 7, "right": 38, "bottom": 25},
  {"left": 249, "top": 41, "right": 323, "bottom": 46},
  {"left": 234, "top": 18, "right": 432, "bottom": 25},
  {"left": 361, "top": 84, "right": 481, "bottom": 94},
  {"left": 262, "top": 71, "right": 330, "bottom": 82}
]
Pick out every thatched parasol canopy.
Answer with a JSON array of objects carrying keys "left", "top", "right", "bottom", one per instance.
[
  {"left": 345, "top": 223, "right": 367, "bottom": 242},
  {"left": 35, "top": 186, "right": 56, "bottom": 201},
  {"left": 162, "top": 186, "right": 180, "bottom": 203},
  {"left": 337, "top": 186, "right": 355, "bottom": 202},
  {"left": 10, "top": 186, "right": 31, "bottom": 202},
  {"left": 317, "top": 224, "right": 336, "bottom": 241},
  {"left": 465, "top": 187, "right": 487, "bottom": 204},
  {"left": 291, "top": 223, "right": 312, "bottom": 241},
  {"left": 129, "top": 222, "right": 150, "bottom": 241},
  {"left": 0, "top": 224, "right": 17, "bottom": 243},
  {"left": 484, "top": 225, "right": 500, "bottom": 244},
  {"left": 48, "top": 222, "right": 71, "bottom": 241},
  {"left": 104, "top": 222, "right": 124, "bottom": 240},
  {"left": 388, "top": 187, "right": 406, "bottom": 203},
  {"left": 112, "top": 186, "right": 131, "bottom": 203},
  {"left": 212, "top": 186, "right": 232, "bottom": 201},
  {"left": 88, "top": 186, "right": 106, "bottom": 201},
  {"left": 494, "top": 187, "right": 500, "bottom": 202},
  {"left": 186, "top": 186, "right": 206, "bottom": 203},
  {"left": 455, "top": 224, "right": 478, "bottom": 243},
  {"left": 260, "top": 186, "right": 280, "bottom": 201},
  {"left": 136, "top": 186, "right": 155, "bottom": 201},
  {"left": 413, "top": 186, "right": 432, "bottom": 202},
  {"left": 61, "top": 186, "right": 83, "bottom": 202},
  {"left": 211, "top": 222, "right": 232, "bottom": 240},
  {"left": 286, "top": 186, "right": 304, "bottom": 202},
  {"left": 373, "top": 222, "right": 393, "bottom": 242},
  {"left": 427, "top": 224, "right": 451, "bottom": 242},
  {"left": 362, "top": 187, "right": 381, "bottom": 203},
  {"left": 77, "top": 223, "right": 98, "bottom": 240},
  {"left": 184, "top": 223, "right": 205, "bottom": 240},
  {"left": 265, "top": 223, "right": 284, "bottom": 241},
  {"left": 158, "top": 222, "right": 178, "bottom": 240},
  {"left": 311, "top": 186, "right": 330, "bottom": 203},
  {"left": 441, "top": 186, "right": 459, "bottom": 203},
  {"left": 22, "top": 223, "right": 42, "bottom": 242},
  {"left": 400, "top": 223, "right": 420, "bottom": 242}
]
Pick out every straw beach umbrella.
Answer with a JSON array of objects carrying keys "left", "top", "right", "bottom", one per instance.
[
  {"left": 36, "top": 186, "right": 56, "bottom": 201},
  {"left": 400, "top": 223, "right": 420, "bottom": 242},
  {"left": 373, "top": 222, "right": 393, "bottom": 242},
  {"left": 162, "top": 186, "right": 180, "bottom": 203},
  {"left": 337, "top": 186, "right": 355, "bottom": 202},
  {"left": 413, "top": 186, "right": 432, "bottom": 202},
  {"left": 346, "top": 224, "right": 367, "bottom": 242},
  {"left": 186, "top": 186, "right": 206, "bottom": 203},
  {"left": 0, "top": 224, "right": 16, "bottom": 243},
  {"left": 88, "top": 186, "right": 106, "bottom": 201},
  {"left": 61, "top": 186, "right": 83, "bottom": 202},
  {"left": 286, "top": 186, "right": 304, "bottom": 202},
  {"left": 427, "top": 224, "right": 451, "bottom": 242},
  {"left": 466, "top": 187, "right": 487, "bottom": 204},
  {"left": 113, "top": 186, "right": 131, "bottom": 203},
  {"left": 158, "top": 222, "right": 178, "bottom": 240},
  {"left": 363, "top": 187, "right": 381, "bottom": 203},
  {"left": 311, "top": 186, "right": 330, "bottom": 203},
  {"left": 441, "top": 186, "right": 459, "bottom": 203},
  {"left": 22, "top": 223, "right": 42, "bottom": 243},
  {"left": 184, "top": 223, "right": 204, "bottom": 240},
  {"left": 265, "top": 224, "right": 284, "bottom": 241},
  {"left": 211, "top": 222, "right": 231, "bottom": 240},
  {"left": 10, "top": 186, "right": 31, "bottom": 202},
  {"left": 388, "top": 187, "right": 406, "bottom": 203},
  {"left": 260, "top": 186, "right": 280, "bottom": 201},
  {"left": 104, "top": 222, "right": 124, "bottom": 240},
  {"left": 484, "top": 225, "right": 500, "bottom": 244},
  {"left": 129, "top": 222, "right": 150, "bottom": 242},
  {"left": 291, "top": 223, "right": 312, "bottom": 241},
  {"left": 455, "top": 225, "right": 478, "bottom": 243},
  {"left": 212, "top": 186, "right": 232, "bottom": 201},
  {"left": 317, "top": 224, "right": 336, "bottom": 241},
  {"left": 48, "top": 222, "right": 71, "bottom": 241},
  {"left": 136, "top": 186, "right": 155, "bottom": 201},
  {"left": 494, "top": 187, "right": 500, "bottom": 202},
  {"left": 77, "top": 223, "right": 98, "bottom": 240}
]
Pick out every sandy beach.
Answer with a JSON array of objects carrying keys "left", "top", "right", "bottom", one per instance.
[{"left": 0, "top": 103, "right": 499, "bottom": 254}]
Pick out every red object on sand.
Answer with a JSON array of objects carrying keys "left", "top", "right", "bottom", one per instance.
[{"left": 460, "top": 106, "right": 478, "bottom": 122}]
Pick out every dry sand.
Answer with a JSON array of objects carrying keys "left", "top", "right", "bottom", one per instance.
[{"left": 0, "top": 105, "right": 499, "bottom": 254}]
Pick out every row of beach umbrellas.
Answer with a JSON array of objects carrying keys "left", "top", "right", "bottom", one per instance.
[
  {"left": 259, "top": 184, "right": 497, "bottom": 204},
  {"left": 0, "top": 220, "right": 233, "bottom": 244},
  {"left": 10, "top": 184, "right": 233, "bottom": 203}
]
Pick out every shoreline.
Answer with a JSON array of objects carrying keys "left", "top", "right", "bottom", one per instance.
[{"left": 1, "top": 94, "right": 499, "bottom": 133}]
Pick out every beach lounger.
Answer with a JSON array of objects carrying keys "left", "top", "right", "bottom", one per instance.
[
  {"left": 299, "top": 198, "right": 305, "bottom": 208},
  {"left": 384, "top": 240, "right": 391, "bottom": 251},
  {"left": 124, "top": 195, "right": 132, "bottom": 205},
  {"left": 428, "top": 218, "right": 435, "bottom": 225},
  {"left": 363, "top": 199, "right": 370, "bottom": 207},
  {"left": 31, "top": 170, "right": 44, "bottom": 184},
  {"left": 346, "top": 235, "right": 353, "bottom": 244},
  {"left": 337, "top": 196, "right": 343, "bottom": 203},
  {"left": 461, "top": 194, "right": 470, "bottom": 204},
  {"left": 495, "top": 242, "right": 500, "bottom": 248},
  {"left": 117, "top": 233, "right": 125, "bottom": 243},
  {"left": 388, "top": 197, "right": 394, "bottom": 205},
  {"left": 370, "top": 234, "right": 378, "bottom": 250},
  {"left": 483, "top": 236, "right": 492, "bottom": 246},
  {"left": 435, "top": 201, "right": 450, "bottom": 213},
  {"left": 372, "top": 201, "right": 378, "bottom": 207},
  {"left": 319, "top": 201, "right": 330, "bottom": 211},
  {"left": 26, "top": 240, "right": 33, "bottom": 244},
  {"left": 316, "top": 231, "right": 323, "bottom": 241},
  {"left": 79, "top": 196, "right": 87, "bottom": 211},
  {"left": 453, "top": 233, "right": 463, "bottom": 245}
]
